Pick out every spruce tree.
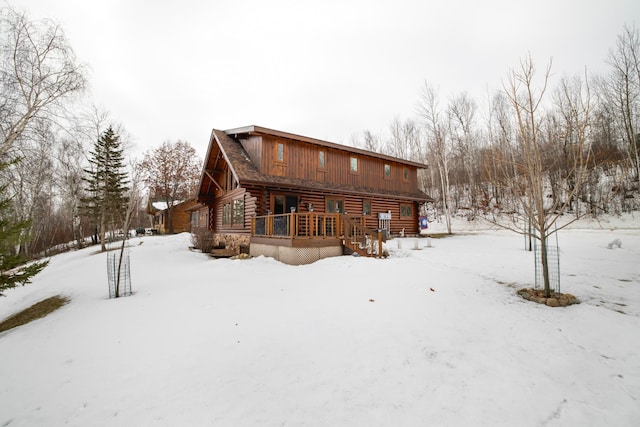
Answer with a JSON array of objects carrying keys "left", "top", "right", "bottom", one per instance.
[
  {"left": 0, "top": 161, "right": 48, "bottom": 296},
  {"left": 82, "top": 127, "right": 129, "bottom": 252}
]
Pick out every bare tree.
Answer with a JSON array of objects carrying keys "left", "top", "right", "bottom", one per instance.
[
  {"left": 113, "top": 160, "right": 143, "bottom": 297},
  {"left": 8, "top": 119, "right": 56, "bottom": 257},
  {"left": 0, "top": 6, "right": 86, "bottom": 158},
  {"left": 418, "top": 82, "right": 453, "bottom": 233},
  {"left": 447, "top": 91, "right": 479, "bottom": 215},
  {"left": 501, "top": 55, "right": 591, "bottom": 297},
  {"left": 356, "top": 130, "right": 383, "bottom": 153},
  {"left": 139, "top": 140, "right": 201, "bottom": 234},
  {"left": 484, "top": 91, "right": 519, "bottom": 213},
  {"left": 604, "top": 24, "right": 640, "bottom": 182},
  {"left": 387, "top": 117, "right": 422, "bottom": 161},
  {"left": 56, "top": 133, "right": 88, "bottom": 249}
]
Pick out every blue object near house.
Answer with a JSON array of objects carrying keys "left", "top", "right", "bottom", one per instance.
[{"left": 419, "top": 216, "right": 429, "bottom": 230}]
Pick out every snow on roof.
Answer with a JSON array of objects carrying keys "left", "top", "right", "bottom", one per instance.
[{"left": 150, "top": 200, "right": 185, "bottom": 211}]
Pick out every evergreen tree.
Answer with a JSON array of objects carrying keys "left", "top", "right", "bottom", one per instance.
[
  {"left": 82, "top": 127, "right": 129, "bottom": 252},
  {"left": 0, "top": 161, "right": 48, "bottom": 296}
]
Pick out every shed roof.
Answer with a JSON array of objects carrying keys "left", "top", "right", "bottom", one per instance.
[{"left": 225, "top": 125, "right": 429, "bottom": 169}]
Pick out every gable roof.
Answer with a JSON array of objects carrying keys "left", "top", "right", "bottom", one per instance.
[{"left": 199, "top": 126, "right": 431, "bottom": 202}]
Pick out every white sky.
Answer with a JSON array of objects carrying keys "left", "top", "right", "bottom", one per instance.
[{"left": 9, "top": 0, "right": 640, "bottom": 158}]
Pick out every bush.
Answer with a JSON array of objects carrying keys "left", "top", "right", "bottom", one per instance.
[{"left": 191, "top": 229, "right": 214, "bottom": 252}]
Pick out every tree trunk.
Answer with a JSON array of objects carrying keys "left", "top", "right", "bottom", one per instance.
[
  {"left": 167, "top": 206, "right": 174, "bottom": 234},
  {"left": 540, "top": 232, "right": 552, "bottom": 298},
  {"left": 99, "top": 208, "right": 107, "bottom": 252}
]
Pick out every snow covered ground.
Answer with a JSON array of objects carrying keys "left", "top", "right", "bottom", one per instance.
[{"left": 1, "top": 214, "right": 639, "bottom": 426}]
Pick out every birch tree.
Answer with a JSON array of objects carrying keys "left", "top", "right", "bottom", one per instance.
[
  {"left": 0, "top": 6, "right": 86, "bottom": 158},
  {"left": 418, "top": 82, "right": 453, "bottom": 233}
]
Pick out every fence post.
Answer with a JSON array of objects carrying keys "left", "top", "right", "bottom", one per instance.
[{"left": 290, "top": 213, "right": 295, "bottom": 238}]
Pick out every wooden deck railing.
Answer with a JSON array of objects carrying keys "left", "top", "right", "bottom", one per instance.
[
  {"left": 252, "top": 212, "right": 346, "bottom": 239},
  {"left": 251, "top": 213, "right": 384, "bottom": 257}
]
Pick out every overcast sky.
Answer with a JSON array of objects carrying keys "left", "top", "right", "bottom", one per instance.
[{"left": 9, "top": 0, "right": 639, "bottom": 158}]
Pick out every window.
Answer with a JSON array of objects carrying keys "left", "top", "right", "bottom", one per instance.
[
  {"left": 233, "top": 199, "right": 244, "bottom": 225},
  {"left": 384, "top": 164, "right": 391, "bottom": 178},
  {"left": 318, "top": 150, "right": 325, "bottom": 168},
  {"left": 326, "top": 198, "right": 344, "bottom": 213},
  {"left": 276, "top": 142, "right": 284, "bottom": 162},
  {"left": 403, "top": 167, "right": 409, "bottom": 181},
  {"left": 191, "top": 212, "right": 199, "bottom": 229},
  {"left": 222, "top": 203, "right": 232, "bottom": 225},
  {"left": 363, "top": 200, "right": 371, "bottom": 216},
  {"left": 350, "top": 157, "right": 358, "bottom": 173},
  {"left": 222, "top": 198, "right": 244, "bottom": 226},
  {"left": 400, "top": 204, "right": 413, "bottom": 217}
]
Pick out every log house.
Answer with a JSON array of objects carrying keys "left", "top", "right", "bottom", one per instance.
[{"left": 194, "top": 125, "right": 431, "bottom": 264}]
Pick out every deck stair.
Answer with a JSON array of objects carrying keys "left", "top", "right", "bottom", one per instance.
[{"left": 341, "top": 215, "right": 383, "bottom": 257}]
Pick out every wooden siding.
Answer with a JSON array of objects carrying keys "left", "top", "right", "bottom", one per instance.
[
  {"left": 154, "top": 200, "right": 198, "bottom": 234},
  {"left": 239, "top": 136, "right": 262, "bottom": 167},
  {"left": 259, "top": 135, "right": 419, "bottom": 194}
]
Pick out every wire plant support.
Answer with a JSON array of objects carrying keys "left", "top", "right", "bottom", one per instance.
[
  {"left": 107, "top": 248, "right": 132, "bottom": 298},
  {"left": 533, "top": 226, "right": 561, "bottom": 293}
]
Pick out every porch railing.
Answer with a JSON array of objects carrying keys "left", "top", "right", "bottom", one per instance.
[
  {"left": 252, "top": 212, "right": 350, "bottom": 239},
  {"left": 251, "top": 212, "right": 384, "bottom": 256}
]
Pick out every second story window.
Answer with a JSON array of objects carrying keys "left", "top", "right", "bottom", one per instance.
[
  {"left": 403, "top": 167, "right": 409, "bottom": 181},
  {"left": 350, "top": 157, "right": 358, "bottom": 173},
  {"left": 319, "top": 150, "right": 325, "bottom": 168},
  {"left": 276, "top": 142, "right": 284, "bottom": 162},
  {"left": 384, "top": 164, "right": 391, "bottom": 178}
]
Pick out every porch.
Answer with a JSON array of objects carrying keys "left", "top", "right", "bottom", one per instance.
[{"left": 250, "top": 212, "right": 385, "bottom": 264}]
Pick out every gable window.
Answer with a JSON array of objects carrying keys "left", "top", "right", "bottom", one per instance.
[
  {"left": 384, "top": 164, "right": 391, "bottom": 178},
  {"left": 400, "top": 204, "right": 413, "bottom": 217},
  {"left": 318, "top": 150, "right": 325, "bottom": 168},
  {"left": 363, "top": 200, "right": 371, "bottom": 216},
  {"left": 403, "top": 167, "right": 409, "bottom": 181},
  {"left": 350, "top": 157, "right": 358, "bottom": 173},
  {"left": 276, "top": 142, "right": 285, "bottom": 162}
]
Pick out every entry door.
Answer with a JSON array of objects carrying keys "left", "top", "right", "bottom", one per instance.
[{"left": 273, "top": 194, "right": 299, "bottom": 214}]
